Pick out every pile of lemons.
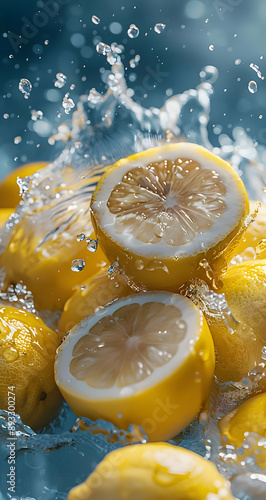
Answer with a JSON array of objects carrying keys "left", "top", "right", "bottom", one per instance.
[{"left": 1, "top": 143, "right": 266, "bottom": 499}]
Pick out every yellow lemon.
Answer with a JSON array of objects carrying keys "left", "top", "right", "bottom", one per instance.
[
  {"left": 0, "top": 305, "right": 62, "bottom": 430},
  {"left": 91, "top": 143, "right": 249, "bottom": 292},
  {"left": 0, "top": 208, "right": 13, "bottom": 228},
  {"left": 59, "top": 268, "right": 133, "bottom": 339},
  {"left": 219, "top": 392, "right": 266, "bottom": 470},
  {"left": 67, "top": 443, "right": 234, "bottom": 500},
  {"left": 231, "top": 200, "right": 266, "bottom": 263},
  {"left": 55, "top": 291, "right": 215, "bottom": 441},
  {"left": 0, "top": 162, "right": 47, "bottom": 208}
]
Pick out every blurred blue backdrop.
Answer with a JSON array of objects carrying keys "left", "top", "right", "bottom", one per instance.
[{"left": 1, "top": 0, "right": 266, "bottom": 180}]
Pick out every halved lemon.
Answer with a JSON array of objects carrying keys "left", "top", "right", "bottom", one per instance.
[
  {"left": 68, "top": 443, "right": 234, "bottom": 500},
  {"left": 91, "top": 143, "right": 249, "bottom": 291},
  {"left": 55, "top": 291, "right": 215, "bottom": 441},
  {"left": 59, "top": 268, "right": 134, "bottom": 339}
]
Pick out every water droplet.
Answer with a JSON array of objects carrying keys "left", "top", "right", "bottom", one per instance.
[
  {"left": 129, "top": 54, "right": 140, "bottom": 68},
  {"left": 44, "top": 40, "right": 49, "bottom": 45},
  {"left": 111, "top": 42, "right": 123, "bottom": 54},
  {"left": 80, "top": 285, "right": 86, "bottom": 290},
  {"left": 54, "top": 72, "right": 67, "bottom": 88},
  {"left": 3, "top": 347, "right": 19, "bottom": 362},
  {"left": 17, "top": 177, "right": 31, "bottom": 196},
  {"left": 256, "top": 239, "right": 266, "bottom": 254},
  {"left": 14, "top": 136, "right": 22, "bottom": 144},
  {"left": 135, "top": 259, "right": 144, "bottom": 270},
  {"left": 127, "top": 24, "right": 139, "bottom": 39},
  {"left": 62, "top": 93, "right": 75, "bottom": 114},
  {"left": 3, "top": 113, "right": 9, "bottom": 119},
  {"left": 19, "top": 78, "right": 32, "bottom": 99},
  {"left": 154, "top": 23, "right": 166, "bottom": 34},
  {"left": 250, "top": 63, "right": 264, "bottom": 80},
  {"left": 9, "top": 54, "right": 14, "bottom": 59},
  {"left": 88, "top": 88, "right": 102, "bottom": 104},
  {"left": 248, "top": 80, "right": 257, "bottom": 93},
  {"left": 92, "top": 15, "right": 100, "bottom": 25},
  {"left": 71, "top": 259, "right": 85, "bottom": 272},
  {"left": 199, "top": 65, "right": 218, "bottom": 84},
  {"left": 86, "top": 238, "right": 98, "bottom": 252},
  {"left": 108, "top": 261, "right": 119, "bottom": 278},
  {"left": 76, "top": 233, "right": 85, "bottom": 242},
  {"left": 96, "top": 42, "right": 111, "bottom": 55},
  {"left": 235, "top": 58, "right": 242, "bottom": 65},
  {"left": 31, "top": 109, "right": 43, "bottom": 121},
  {"left": 70, "top": 83, "right": 75, "bottom": 90},
  {"left": 208, "top": 44, "right": 214, "bottom": 51}
]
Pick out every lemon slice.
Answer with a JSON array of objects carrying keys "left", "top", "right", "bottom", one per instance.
[
  {"left": 55, "top": 291, "right": 215, "bottom": 441},
  {"left": 91, "top": 143, "right": 249, "bottom": 291},
  {"left": 68, "top": 443, "right": 234, "bottom": 500},
  {"left": 231, "top": 200, "right": 266, "bottom": 263}
]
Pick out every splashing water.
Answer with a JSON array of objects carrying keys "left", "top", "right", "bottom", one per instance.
[{"left": 2, "top": 41, "right": 266, "bottom": 500}]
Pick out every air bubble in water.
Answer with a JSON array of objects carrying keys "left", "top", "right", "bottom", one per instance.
[
  {"left": 199, "top": 65, "right": 218, "bottom": 84},
  {"left": 208, "top": 44, "right": 214, "bottom": 51},
  {"left": 14, "top": 136, "right": 22, "bottom": 144},
  {"left": 127, "top": 24, "right": 139, "bottom": 39},
  {"left": 96, "top": 42, "right": 111, "bottom": 55},
  {"left": 76, "top": 233, "right": 85, "bottom": 242},
  {"left": 71, "top": 259, "right": 85, "bottom": 272},
  {"left": 92, "top": 15, "right": 100, "bottom": 25},
  {"left": 248, "top": 80, "right": 257, "bottom": 93},
  {"left": 19, "top": 78, "right": 32, "bottom": 99},
  {"left": 31, "top": 109, "right": 43, "bottom": 121},
  {"left": 154, "top": 23, "right": 166, "bottom": 34},
  {"left": 62, "top": 93, "right": 75, "bottom": 114},
  {"left": 86, "top": 238, "right": 98, "bottom": 252},
  {"left": 54, "top": 72, "right": 67, "bottom": 88},
  {"left": 250, "top": 63, "right": 264, "bottom": 80}
]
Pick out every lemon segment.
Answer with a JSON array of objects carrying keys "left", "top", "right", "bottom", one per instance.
[
  {"left": 0, "top": 305, "right": 62, "bottom": 430},
  {"left": 219, "top": 392, "right": 266, "bottom": 470},
  {"left": 67, "top": 443, "right": 234, "bottom": 500},
  {"left": 0, "top": 162, "right": 47, "bottom": 208},
  {"left": 59, "top": 268, "right": 133, "bottom": 338},
  {"left": 91, "top": 143, "right": 249, "bottom": 291},
  {"left": 55, "top": 292, "right": 215, "bottom": 441}
]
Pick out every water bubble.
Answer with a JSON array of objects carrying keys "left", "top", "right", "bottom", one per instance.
[
  {"left": 3, "top": 113, "right": 9, "bottom": 119},
  {"left": 62, "top": 93, "right": 75, "bottom": 114},
  {"left": 17, "top": 177, "right": 31, "bottom": 196},
  {"left": 76, "top": 233, "right": 85, "bottom": 242},
  {"left": 71, "top": 259, "right": 85, "bottom": 272},
  {"left": 19, "top": 78, "right": 32, "bottom": 99},
  {"left": 54, "top": 72, "right": 67, "bottom": 88},
  {"left": 154, "top": 23, "right": 166, "bottom": 34},
  {"left": 96, "top": 42, "right": 111, "bottom": 55},
  {"left": 248, "top": 80, "right": 257, "bottom": 93},
  {"left": 31, "top": 109, "right": 43, "bottom": 121},
  {"left": 127, "top": 24, "right": 139, "bottom": 39},
  {"left": 9, "top": 54, "right": 14, "bottom": 59},
  {"left": 91, "top": 15, "right": 100, "bottom": 25},
  {"left": 235, "top": 58, "right": 241, "bottom": 65},
  {"left": 199, "top": 65, "right": 218, "bottom": 84},
  {"left": 44, "top": 40, "right": 49, "bottom": 45},
  {"left": 86, "top": 238, "right": 98, "bottom": 252},
  {"left": 70, "top": 84, "right": 75, "bottom": 90},
  {"left": 108, "top": 261, "right": 119, "bottom": 278},
  {"left": 129, "top": 54, "right": 140, "bottom": 68},
  {"left": 208, "top": 44, "right": 214, "bottom": 51},
  {"left": 250, "top": 63, "right": 265, "bottom": 80},
  {"left": 111, "top": 42, "right": 123, "bottom": 54},
  {"left": 14, "top": 136, "right": 22, "bottom": 144}
]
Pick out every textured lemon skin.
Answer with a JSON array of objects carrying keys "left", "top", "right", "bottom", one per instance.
[
  {"left": 221, "top": 259, "right": 266, "bottom": 341},
  {"left": 59, "top": 268, "right": 133, "bottom": 339},
  {"left": 0, "top": 229, "right": 109, "bottom": 312},
  {"left": 0, "top": 162, "right": 47, "bottom": 208},
  {"left": 0, "top": 306, "right": 62, "bottom": 430},
  {"left": 56, "top": 312, "right": 215, "bottom": 442},
  {"left": 0, "top": 208, "right": 13, "bottom": 228},
  {"left": 219, "top": 392, "right": 266, "bottom": 470},
  {"left": 67, "top": 443, "right": 234, "bottom": 500},
  {"left": 91, "top": 145, "right": 249, "bottom": 292}
]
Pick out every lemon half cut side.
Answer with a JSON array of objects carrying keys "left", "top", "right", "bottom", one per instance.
[
  {"left": 91, "top": 143, "right": 249, "bottom": 291},
  {"left": 55, "top": 291, "right": 215, "bottom": 441}
]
